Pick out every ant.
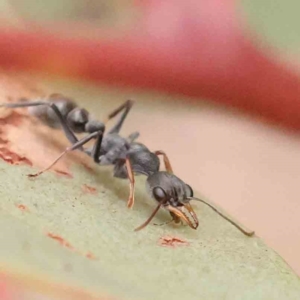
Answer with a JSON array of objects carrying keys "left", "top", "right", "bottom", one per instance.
[{"left": 0, "top": 94, "right": 254, "bottom": 236}]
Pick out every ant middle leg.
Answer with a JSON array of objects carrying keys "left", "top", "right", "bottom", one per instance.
[
  {"left": 154, "top": 151, "right": 173, "bottom": 174},
  {"left": 107, "top": 100, "right": 134, "bottom": 134},
  {"left": 82, "top": 100, "right": 135, "bottom": 159}
]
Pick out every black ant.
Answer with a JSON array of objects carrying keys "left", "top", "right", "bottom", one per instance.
[{"left": 0, "top": 94, "right": 254, "bottom": 236}]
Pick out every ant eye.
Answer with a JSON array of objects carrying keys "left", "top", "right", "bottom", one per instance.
[
  {"left": 153, "top": 187, "right": 167, "bottom": 202},
  {"left": 186, "top": 185, "right": 194, "bottom": 197}
]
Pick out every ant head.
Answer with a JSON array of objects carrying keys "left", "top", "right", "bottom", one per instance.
[
  {"left": 147, "top": 172, "right": 198, "bottom": 229},
  {"left": 137, "top": 172, "right": 254, "bottom": 236}
]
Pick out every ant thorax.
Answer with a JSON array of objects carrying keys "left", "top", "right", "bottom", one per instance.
[
  {"left": 113, "top": 143, "right": 160, "bottom": 178},
  {"left": 99, "top": 134, "right": 129, "bottom": 165}
]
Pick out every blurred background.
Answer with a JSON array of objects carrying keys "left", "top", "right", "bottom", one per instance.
[{"left": 0, "top": 0, "right": 300, "bottom": 298}]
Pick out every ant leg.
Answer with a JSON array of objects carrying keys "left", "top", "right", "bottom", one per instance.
[
  {"left": 0, "top": 101, "right": 79, "bottom": 145},
  {"left": 127, "top": 131, "right": 140, "bottom": 143},
  {"left": 154, "top": 151, "right": 173, "bottom": 174},
  {"left": 91, "top": 131, "right": 103, "bottom": 163},
  {"left": 108, "top": 100, "right": 134, "bottom": 134},
  {"left": 106, "top": 99, "right": 133, "bottom": 120},
  {"left": 28, "top": 131, "right": 101, "bottom": 177},
  {"left": 134, "top": 203, "right": 163, "bottom": 231},
  {"left": 125, "top": 156, "right": 135, "bottom": 209}
]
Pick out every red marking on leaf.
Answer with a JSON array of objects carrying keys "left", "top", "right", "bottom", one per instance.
[
  {"left": 16, "top": 204, "right": 29, "bottom": 212},
  {"left": 158, "top": 236, "right": 189, "bottom": 248},
  {"left": 0, "top": 111, "right": 32, "bottom": 166},
  {"left": 0, "top": 111, "right": 24, "bottom": 127},
  {"left": 47, "top": 232, "right": 97, "bottom": 261},
  {"left": 0, "top": 137, "right": 8, "bottom": 143},
  {"left": 47, "top": 233, "right": 74, "bottom": 250},
  {"left": 85, "top": 252, "right": 97, "bottom": 260},
  {"left": 0, "top": 147, "right": 32, "bottom": 166},
  {"left": 82, "top": 184, "right": 97, "bottom": 195},
  {"left": 55, "top": 169, "right": 73, "bottom": 178},
  {"left": 81, "top": 162, "right": 94, "bottom": 173},
  {"left": 0, "top": 91, "right": 80, "bottom": 177}
]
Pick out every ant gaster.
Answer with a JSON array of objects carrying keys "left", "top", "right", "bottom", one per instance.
[{"left": 0, "top": 94, "right": 254, "bottom": 236}]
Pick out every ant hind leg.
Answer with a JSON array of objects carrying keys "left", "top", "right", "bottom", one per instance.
[
  {"left": 28, "top": 131, "right": 101, "bottom": 177},
  {"left": 0, "top": 100, "right": 79, "bottom": 145}
]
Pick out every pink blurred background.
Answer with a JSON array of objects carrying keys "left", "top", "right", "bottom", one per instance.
[{"left": 0, "top": 0, "right": 300, "bottom": 297}]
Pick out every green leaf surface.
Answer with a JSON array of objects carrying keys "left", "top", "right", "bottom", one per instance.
[{"left": 1, "top": 161, "right": 300, "bottom": 300}]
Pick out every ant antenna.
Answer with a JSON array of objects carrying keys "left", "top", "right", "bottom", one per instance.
[{"left": 189, "top": 197, "right": 254, "bottom": 236}]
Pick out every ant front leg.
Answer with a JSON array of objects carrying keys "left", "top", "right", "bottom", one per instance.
[
  {"left": 154, "top": 151, "right": 173, "bottom": 174},
  {"left": 134, "top": 202, "right": 163, "bottom": 231},
  {"left": 125, "top": 156, "right": 135, "bottom": 209}
]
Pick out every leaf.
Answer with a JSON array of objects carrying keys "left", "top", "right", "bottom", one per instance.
[{"left": 0, "top": 73, "right": 299, "bottom": 299}]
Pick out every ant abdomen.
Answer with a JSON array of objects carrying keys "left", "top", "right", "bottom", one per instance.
[{"left": 28, "top": 94, "right": 77, "bottom": 129}]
